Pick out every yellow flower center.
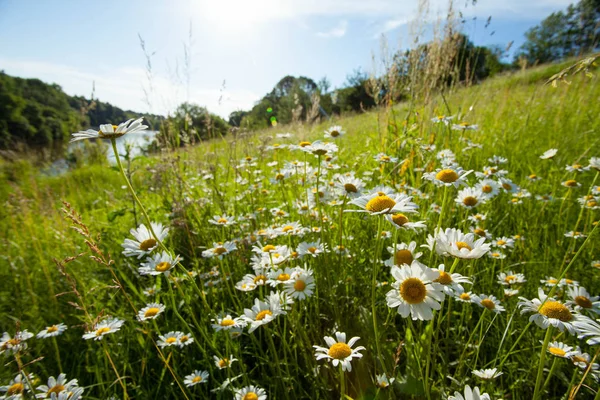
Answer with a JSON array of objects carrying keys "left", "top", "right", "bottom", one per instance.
[
  {"left": 572, "top": 164, "right": 582, "bottom": 169},
  {"left": 481, "top": 299, "right": 496, "bottom": 310},
  {"left": 392, "top": 213, "right": 409, "bottom": 226},
  {"left": 299, "top": 141, "right": 311, "bottom": 147},
  {"left": 504, "top": 275, "right": 516, "bottom": 283},
  {"left": 308, "top": 247, "right": 317, "bottom": 253},
  {"left": 262, "top": 245, "right": 276, "bottom": 252},
  {"left": 277, "top": 273, "right": 290, "bottom": 282},
  {"left": 502, "top": 183, "right": 512, "bottom": 190},
  {"left": 574, "top": 296, "right": 593, "bottom": 308},
  {"left": 455, "top": 241, "right": 472, "bottom": 251},
  {"left": 380, "top": 155, "right": 391, "bottom": 162},
  {"left": 481, "top": 185, "right": 492, "bottom": 193},
  {"left": 218, "top": 218, "right": 228, "bottom": 224},
  {"left": 47, "top": 325, "right": 59, "bottom": 333},
  {"left": 155, "top": 262, "right": 171, "bottom": 272},
  {"left": 399, "top": 277, "right": 427, "bottom": 304},
  {"left": 344, "top": 183, "right": 358, "bottom": 193},
  {"left": 139, "top": 238, "right": 157, "bottom": 251},
  {"left": 281, "top": 225, "right": 294, "bottom": 233},
  {"left": 166, "top": 337, "right": 177, "bottom": 344},
  {"left": 529, "top": 174, "right": 537, "bottom": 179},
  {"left": 539, "top": 301, "right": 573, "bottom": 322},
  {"left": 565, "top": 180, "right": 578, "bottom": 187},
  {"left": 220, "top": 319, "right": 235, "bottom": 327},
  {"left": 459, "top": 293, "right": 471, "bottom": 301},
  {"left": 548, "top": 347, "right": 566, "bottom": 357},
  {"left": 587, "top": 200, "right": 598, "bottom": 207},
  {"left": 294, "top": 279, "right": 307, "bottom": 291},
  {"left": 330, "top": 130, "right": 340, "bottom": 137},
  {"left": 474, "top": 228, "right": 486, "bottom": 237},
  {"left": 7, "top": 383, "right": 24, "bottom": 395},
  {"left": 213, "top": 247, "right": 227, "bottom": 255},
  {"left": 434, "top": 271, "right": 453, "bottom": 285},
  {"left": 366, "top": 193, "right": 396, "bottom": 213},
  {"left": 394, "top": 249, "right": 413, "bottom": 266},
  {"left": 96, "top": 327, "right": 111, "bottom": 336},
  {"left": 253, "top": 275, "right": 267, "bottom": 285},
  {"left": 47, "top": 385, "right": 65, "bottom": 395},
  {"left": 491, "top": 252, "right": 500, "bottom": 257},
  {"left": 462, "top": 196, "right": 478, "bottom": 207},
  {"left": 435, "top": 169, "right": 459, "bottom": 183},
  {"left": 572, "top": 356, "right": 587, "bottom": 365},
  {"left": 218, "top": 358, "right": 228, "bottom": 368},
  {"left": 192, "top": 376, "right": 202, "bottom": 383},
  {"left": 244, "top": 392, "right": 259, "bottom": 400},
  {"left": 144, "top": 307, "right": 161, "bottom": 318},
  {"left": 497, "top": 240, "right": 507, "bottom": 246},
  {"left": 255, "top": 310, "right": 273, "bottom": 321},
  {"left": 328, "top": 342, "right": 352, "bottom": 360}
]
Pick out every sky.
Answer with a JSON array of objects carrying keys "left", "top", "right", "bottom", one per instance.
[{"left": 0, "top": 0, "right": 572, "bottom": 119}]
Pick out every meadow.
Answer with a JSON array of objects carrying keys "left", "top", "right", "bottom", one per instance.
[{"left": 1, "top": 61, "right": 600, "bottom": 399}]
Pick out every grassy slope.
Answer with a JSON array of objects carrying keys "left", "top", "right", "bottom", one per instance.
[{"left": 1, "top": 62, "right": 599, "bottom": 399}]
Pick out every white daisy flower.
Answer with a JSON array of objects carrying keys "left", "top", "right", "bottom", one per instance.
[
  {"left": 455, "top": 187, "right": 486, "bottom": 209},
  {"left": 284, "top": 270, "right": 315, "bottom": 300},
  {"left": 267, "top": 267, "right": 297, "bottom": 286},
  {"left": 589, "top": 156, "right": 600, "bottom": 171},
  {"left": 324, "top": 125, "right": 345, "bottom": 139},
  {"left": 546, "top": 341, "right": 577, "bottom": 358},
  {"left": 302, "top": 140, "right": 338, "bottom": 157},
  {"left": 472, "top": 368, "right": 503, "bottom": 380},
  {"left": 208, "top": 214, "right": 236, "bottom": 226},
  {"left": 423, "top": 165, "right": 472, "bottom": 188},
  {"left": 564, "top": 231, "right": 586, "bottom": 239},
  {"left": 497, "top": 271, "right": 526, "bottom": 286},
  {"left": 234, "top": 385, "right": 267, "bottom": 400},
  {"left": 139, "top": 252, "right": 182, "bottom": 277},
  {"left": 384, "top": 213, "right": 426, "bottom": 231},
  {"left": 386, "top": 262, "right": 445, "bottom": 321},
  {"left": 374, "top": 153, "right": 399, "bottom": 163},
  {"left": 70, "top": 117, "right": 147, "bottom": 142},
  {"left": 82, "top": 318, "right": 124, "bottom": 341},
  {"left": 447, "top": 385, "right": 490, "bottom": 400},
  {"left": 297, "top": 240, "right": 328, "bottom": 258},
  {"left": 456, "top": 291, "right": 475, "bottom": 303},
  {"left": 570, "top": 351, "right": 600, "bottom": 371},
  {"left": 539, "top": 148, "right": 558, "bottom": 159},
  {"left": 211, "top": 315, "right": 246, "bottom": 332},
  {"left": 452, "top": 122, "right": 478, "bottom": 131},
  {"left": 0, "top": 372, "right": 33, "bottom": 399},
  {"left": 384, "top": 242, "right": 423, "bottom": 268},
  {"left": 433, "top": 264, "right": 471, "bottom": 296},
  {"left": 347, "top": 191, "right": 418, "bottom": 215},
  {"left": 201, "top": 241, "right": 237, "bottom": 259},
  {"left": 492, "top": 236, "right": 515, "bottom": 249},
  {"left": 213, "top": 355, "right": 238, "bottom": 369},
  {"left": 335, "top": 175, "right": 365, "bottom": 198},
  {"left": 504, "top": 288, "right": 520, "bottom": 297},
  {"left": 36, "top": 323, "right": 67, "bottom": 339},
  {"left": 122, "top": 222, "right": 169, "bottom": 259},
  {"left": 243, "top": 297, "right": 282, "bottom": 333},
  {"left": 313, "top": 331, "right": 365, "bottom": 372},
  {"left": 184, "top": 370, "right": 209, "bottom": 387},
  {"left": 565, "top": 163, "right": 589, "bottom": 173},
  {"left": 472, "top": 294, "right": 505, "bottom": 314},
  {"left": 518, "top": 288, "right": 591, "bottom": 334},
  {"left": 35, "top": 373, "right": 80, "bottom": 399},
  {"left": 431, "top": 115, "right": 453, "bottom": 124},
  {"left": 475, "top": 179, "right": 500, "bottom": 199},
  {"left": 567, "top": 286, "right": 600, "bottom": 314},
  {"left": 425, "top": 228, "right": 491, "bottom": 259},
  {"left": 562, "top": 179, "right": 581, "bottom": 188},
  {"left": 572, "top": 317, "right": 600, "bottom": 345},
  {"left": 592, "top": 260, "right": 600, "bottom": 270},
  {"left": 375, "top": 373, "right": 395, "bottom": 388},
  {"left": 137, "top": 303, "right": 165, "bottom": 321},
  {"left": 488, "top": 251, "right": 507, "bottom": 260}
]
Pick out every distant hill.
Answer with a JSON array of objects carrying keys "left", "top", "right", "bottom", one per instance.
[{"left": 0, "top": 71, "right": 163, "bottom": 150}]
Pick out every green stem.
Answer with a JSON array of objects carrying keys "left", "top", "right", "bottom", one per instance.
[
  {"left": 533, "top": 327, "right": 553, "bottom": 400},
  {"left": 339, "top": 365, "right": 345, "bottom": 400}
]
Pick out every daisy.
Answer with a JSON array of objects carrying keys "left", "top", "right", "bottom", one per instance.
[
  {"left": 139, "top": 252, "right": 182, "bottom": 277},
  {"left": 302, "top": 141, "right": 338, "bottom": 157},
  {"left": 201, "top": 241, "right": 237, "bottom": 259},
  {"left": 492, "top": 236, "right": 515, "bottom": 249},
  {"left": 567, "top": 286, "right": 600, "bottom": 314},
  {"left": 335, "top": 175, "right": 365, "bottom": 198},
  {"left": 234, "top": 385, "right": 267, "bottom": 400},
  {"left": 475, "top": 179, "right": 500, "bottom": 199},
  {"left": 0, "top": 372, "right": 33, "bottom": 399},
  {"left": 456, "top": 291, "right": 475, "bottom": 303},
  {"left": 122, "top": 222, "right": 169, "bottom": 259},
  {"left": 324, "top": 125, "right": 345, "bottom": 139},
  {"left": 504, "top": 288, "right": 520, "bottom": 297},
  {"left": 213, "top": 355, "right": 238, "bottom": 369},
  {"left": 384, "top": 213, "right": 426, "bottom": 231},
  {"left": 243, "top": 297, "right": 282, "bottom": 333},
  {"left": 35, "top": 373, "right": 80, "bottom": 399},
  {"left": 546, "top": 341, "right": 577, "bottom": 358},
  {"left": 455, "top": 187, "right": 486, "bottom": 209},
  {"left": 518, "top": 288, "right": 591, "bottom": 334},
  {"left": 70, "top": 117, "right": 147, "bottom": 142},
  {"left": 472, "top": 294, "right": 505, "bottom": 314},
  {"left": 157, "top": 332, "right": 181, "bottom": 348},
  {"left": 297, "top": 240, "right": 328, "bottom": 258},
  {"left": 573, "top": 318, "right": 600, "bottom": 345},
  {"left": 565, "top": 163, "right": 589, "bottom": 173},
  {"left": 284, "top": 270, "right": 315, "bottom": 300},
  {"left": 384, "top": 242, "right": 423, "bottom": 268},
  {"left": 208, "top": 214, "right": 236, "bottom": 226},
  {"left": 37, "top": 323, "right": 67, "bottom": 339},
  {"left": 82, "top": 318, "right": 124, "bottom": 341},
  {"left": 211, "top": 315, "right": 246, "bottom": 332},
  {"left": 423, "top": 166, "right": 472, "bottom": 188},
  {"left": 137, "top": 303, "right": 165, "bottom": 321},
  {"left": 274, "top": 222, "right": 305, "bottom": 237},
  {"left": 347, "top": 191, "right": 418, "bottom": 215},
  {"left": 313, "top": 332, "right": 365, "bottom": 372},
  {"left": 448, "top": 385, "right": 490, "bottom": 400},
  {"left": 589, "top": 157, "right": 600, "bottom": 171},
  {"left": 426, "top": 228, "right": 491, "bottom": 259},
  {"left": 562, "top": 179, "right": 581, "bottom": 188},
  {"left": 374, "top": 153, "right": 398, "bottom": 163},
  {"left": 184, "top": 370, "right": 209, "bottom": 387},
  {"left": 527, "top": 173, "right": 541, "bottom": 182},
  {"left": 565, "top": 231, "right": 586, "bottom": 239},
  {"left": 375, "top": 373, "right": 395, "bottom": 388},
  {"left": 497, "top": 271, "right": 526, "bottom": 286},
  {"left": 267, "top": 267, "right": 297, "bottom": 286},
  {"left": 472, "top": 368, "right": 503, "bottom": 380},
  {"left": 431, "top": 115, "right": 453, "bottom": 124},
  {"left": 386, "top": 262, "right": 445, "bottom": 321},
  {"left": 452, "top": 122, "right": 478, "bottom": 131},
  {"left": 433, "top": 264, "right": 471, "bottom": 296},
  {"left": 178, "top": 333, "right": 194, "bottom": 347},
  {"left": 539, "top": 148, "right": 558, "bottom": 159},
  {"left": 488, "top": 155, "right": 508, "bottom": 164},
  {"left": 592, "top": 260, "right": 600, "bottom": 270}
]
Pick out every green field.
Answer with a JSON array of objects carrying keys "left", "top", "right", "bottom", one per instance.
[{"left": 1, "top": 62, "right": 600, "bottom": 399}]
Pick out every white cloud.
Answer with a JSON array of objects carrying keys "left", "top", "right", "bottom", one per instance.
[
  {"left": 0, "top": 58, "right": 259, "bottom": 119},
  {"left": 317, "top": 20, "right": 348, "bottom": 38}
]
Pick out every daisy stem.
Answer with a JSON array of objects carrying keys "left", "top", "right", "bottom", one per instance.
[
  {"left": 541, "top": 357, "right": 558, "bottom": 393},
  {"left": 457, "top": 309, "right": 486, "bottom": 375},
  {"left": 339, "top": 364, "right": 345, "bottom": 400},
  {"left": 533, "top": 326, "right": 553, "bottom": 400},
  {"left": 448, "top": 257, "right": 460, "bottom": 274},
  {"left": 102, "top": 340, "right": 129, "bottom": 399},
  {"left": 52, "top": 336, "right": 63, "bottom": 373},
  {"left": 110, "top": 138, "right": 169, "bottom": 254},
  {"left": 436, "top": 186, "right": 449, "bottom": 232},
  {"left": 371, "top": 215, "right": 384, "bottom": 370}
]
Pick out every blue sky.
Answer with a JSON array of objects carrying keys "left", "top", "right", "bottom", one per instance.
[{"left": 0, "top": 0, "right": 572, "bottom": 118}]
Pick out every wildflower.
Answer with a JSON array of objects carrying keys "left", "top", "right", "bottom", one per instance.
[
  {"left": 384, "top": 242, "right": 423, "bottom": 268},
  {"left": 504, "top": 288, "right": 520, "bottom": 297},
  {"left": 35, "top": 373, "right": 80, "bottom": 399},
  {"left": 492, "top": 236, "right": 514, "bottom": 249},
  {"left": 137, "top": 303, "right": 165, "bottom": 321},
  {"left": 143, "top": 285, "right": 159, "bottom": 297},
  {"left": 546, "top": 341, "right": 577, "bottom": 358},
  {"left": 564, "top": 231, "right": 586, "bottom": 239},
  {"left": 313, "top": 332, "right": 365, "bottom": 372},
  {"left": 431, "top": 115, "right": 453, "bottom": 124},
  {"left": 423, "top": 166, "right": 472, "bottom": 188},
  {"left": 0, "top": 372, "right": 33, "bottom": 399},
  {"left": 455, "top": 187, "right": 485, "bottom": 209},
  {"left": 426, "top": 228, "right": 491, "bottom": 259},
  {"left": 472, "top": 294, "right": 505, "bottom": 314},
  {"left": 297, "top": 240, "right": 328, "bottom": 258},
  {"left": 122, "top": 222, "right": 168, "bottom": 259},
  {"left": 324, "top": 125, "right": 345, "bottom": 139},
  {"left": 433, "top": 264, "right": 471, "bottom": 296},
  {"left": 456, "top": 291, "right": 475, "bottom": 303},
  {"left": 472, "top": 368, "right": 503, "bottom": 380},
  {"left": 184, "top": 370, "right": 209, "bottom": 387},
  {"left": 567, "top": 286, "right": 600, "bottom": 314},
  {"left": 589, "top": 157, "right": 600, "bottom": 171},
  {"left": 497, "top": 271, "right": 526, "bottom": 286},
  {"left": 139, "top": 252, "right": 182, "bottom": 277},
  {"left": 243, "top": 297, "right": 282, "bottom": 333},
  {"left": 347, "top": 191, "right": 418, "bottom": 215},
  {"left": 375, "top": 373, "right": 395, "bottom": 388},
  {"left": 565, "top": 163, "right": 589, "bottom": 173},
  {"left": 374, "top": 153, "right": 398, "bottom": 163},
  {"left": 211, "top": 315, "right": 246, "bottom": 332},
  {"left": 302, "top": 141, "right": 338, "bottom": 157},
  {"left": 384, "top": 213, "right": 426, "bottom": 231},
  {"left": 386, "top": 262, "right": 445, "bottom": 321},
  {"left": 448, "top": 385, "right": 490, "bottom": 400},
  {"left": 157, "top": 332, "right": 182, "bottom": 348},
  {"left": 518, "top": 288, "right": 591, "bottom": 334},
  {"left": 452, "top": 122, "right": 478, "bottom": 131},
  {"left": 70, "top": 117, "right": 147, "bottom": 142},
  {"left": 335, "top": 175, "right": 365, "bottom": 198},
  {"left": 475, "top": 179, "right": 500, "bottom": 199},
  {"left": 562, "top": 179, "right": 581, "bottom": 188},
  {"left": 202, "top": 241, "right": 237, "bottom": 259},
  {"left": 82, "top": 318, "right": 124, "bottom": 341},
  {"left": 37, "top": 323, "right": 67, "bottom": 339},
  {"left": 208, "top": 214, "right": 236, "bottom": 226},
  {"left": 527, "top": 173, "right": 541, "bottom": 182},
  {"left": 213, "top": 355, "right": 238, "bottom": 369},
  {"left": 592, "top": 260, "right": 600, "bottom": 270},
  {"left": 573, "top": 318, "right": 600, "bottom": 345},
  {"left": 284, "top": 270, "right": 315, "bottom": 300},
  {"left": 234, "top": 385, "right": 267, "bottom": 400},
  {"left": 539, "top": 148, "right": 558, "bottom": 159}
]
